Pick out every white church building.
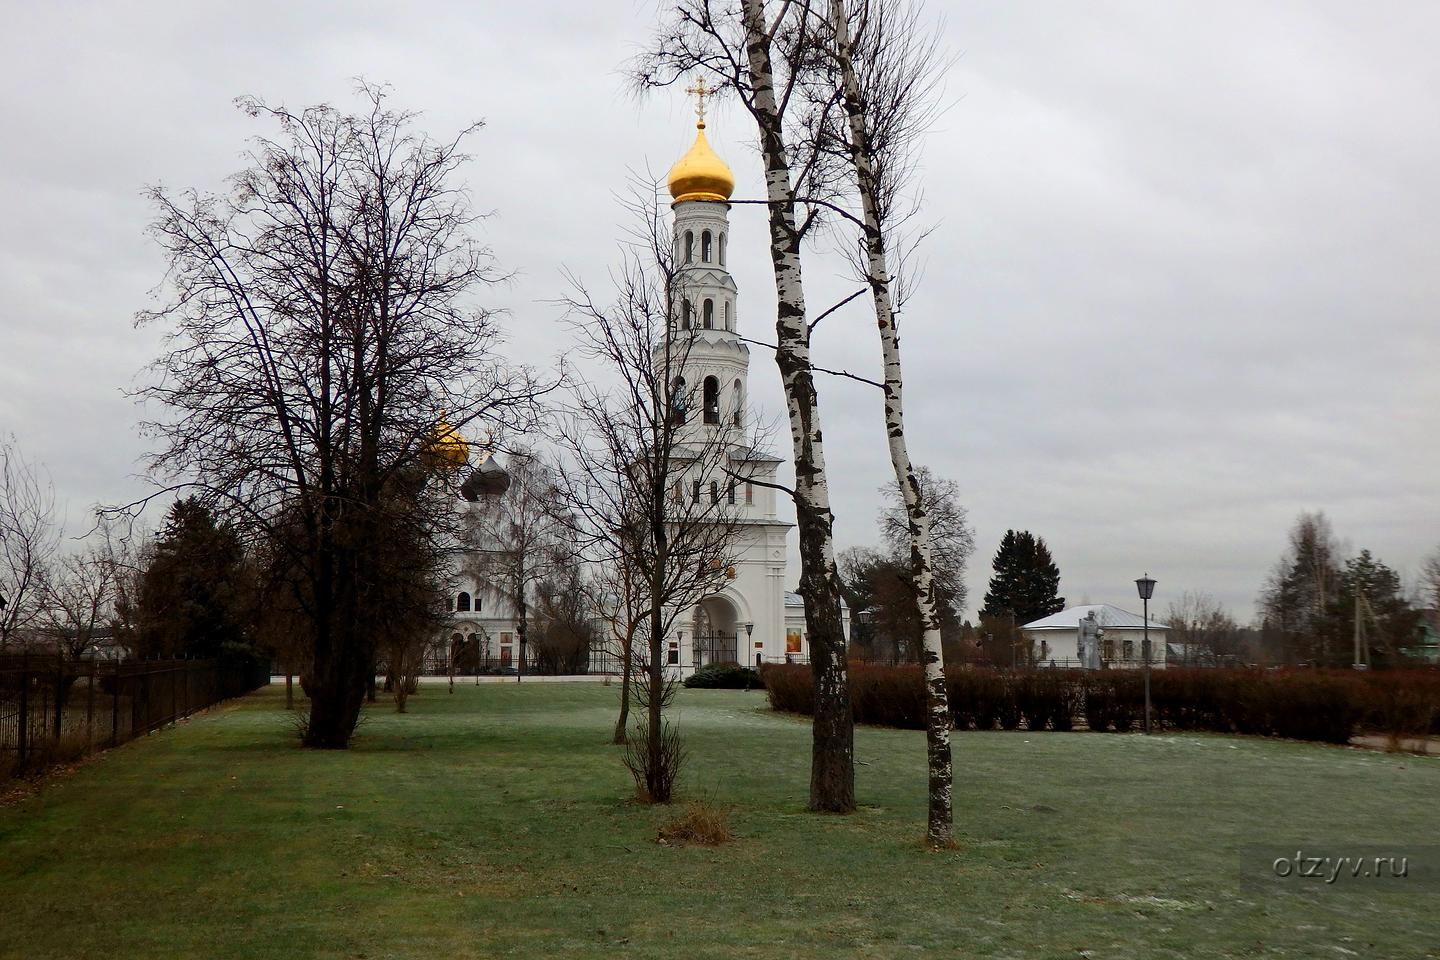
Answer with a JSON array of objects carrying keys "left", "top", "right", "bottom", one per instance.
[
  {"left": 429, "top": 104, "right": 847, "bottom": 675},
  {"left": 1021, "top": 604, "right": 1169, "bottom": 670}
]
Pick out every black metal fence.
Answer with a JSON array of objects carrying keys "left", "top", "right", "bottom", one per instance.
[{"left": 0, "top": 653, "right": 269, "bottom": 782}]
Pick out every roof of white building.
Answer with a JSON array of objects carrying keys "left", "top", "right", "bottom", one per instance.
[
  {"left": 785, "top": 591, "right": 849, "bottom": 611},
  {"left": 1022, "top": 603, "right": 1167, "bottom": 631}
]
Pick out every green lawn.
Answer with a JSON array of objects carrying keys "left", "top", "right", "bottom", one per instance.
[{"left": 1, "top": 682, "right": 1436, "bottom": 959}]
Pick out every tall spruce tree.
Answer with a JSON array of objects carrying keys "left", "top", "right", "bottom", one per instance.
[
  {"left": 133, "top": 497, "right": 252, "bottom": 659},
  {"left": 981, "top": 530, "right": 1065, "bottom": 626}
]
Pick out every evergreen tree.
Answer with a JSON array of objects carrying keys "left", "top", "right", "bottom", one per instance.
[
  {"left": 1259, "top": 512, "right": 1342, "bottom": 664},
  {"left": 1333, "top": 549, "right": 1420, "bottom": 666},
  {"left": 133, "top": 497, "right": 252, "bottom": 659},
  {"left": 981, "top": 530, "right": 1065, "bottom": 627}
]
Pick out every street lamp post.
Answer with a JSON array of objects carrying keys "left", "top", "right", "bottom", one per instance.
[
  {"left": 745, "top": 621, "right": 755, "bottom": 667},
  {"left": 1135, "top": 574, "right": 1157, "bottom": 735}
]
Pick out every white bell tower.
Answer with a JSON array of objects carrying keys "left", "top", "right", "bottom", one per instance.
[{"left": 660, "top": 81, "right": 791, "bottom": 672}]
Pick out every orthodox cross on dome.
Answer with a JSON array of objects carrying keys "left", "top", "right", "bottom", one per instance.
[{"left": 685, "top": 77, "right": 715, "bottom": 126}]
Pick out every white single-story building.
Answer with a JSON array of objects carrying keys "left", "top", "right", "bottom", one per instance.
[{"left": 1021, "top": 603, "right": 1169, "bottom": 670}]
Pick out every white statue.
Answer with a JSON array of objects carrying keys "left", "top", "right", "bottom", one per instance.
[{"left": 1077, "top": 611, "right": 1105, "bottom": 670}]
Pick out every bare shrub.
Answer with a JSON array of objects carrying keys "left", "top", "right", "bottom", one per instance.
[
  {"left": 657, "top": 800, "right": 733, "bottom": 846},
  {"left": 622, "top": 719, "right": 686, "bottom": 804}
]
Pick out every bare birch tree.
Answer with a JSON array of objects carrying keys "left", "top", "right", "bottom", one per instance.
[
  {"left": 0, "top": 436, "right": 60, "bottom": 648},
  {"left": 821, "top": 0, "right": 957, "bottom": 846},
  {"left": 639, "top": 0, "right": 858, "bottom": 814},
  {"left": 552, "top": 183, "right": 753, "bottom": 802}
]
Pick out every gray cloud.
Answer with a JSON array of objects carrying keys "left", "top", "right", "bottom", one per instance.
[{"left": 2, "top": 1, "right": 1435, "bottom": 622}]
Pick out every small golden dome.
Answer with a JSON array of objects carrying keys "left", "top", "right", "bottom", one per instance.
[
  {"left": 422, "top": 420, "right": 469, "bottom": 472},
  {"left": 667, "top": 121, "right": 735, "bottom": 204}
]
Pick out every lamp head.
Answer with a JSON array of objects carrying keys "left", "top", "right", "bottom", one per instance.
[{"left": 1135, "top": 575, "right": 1157, "bottom": 601}]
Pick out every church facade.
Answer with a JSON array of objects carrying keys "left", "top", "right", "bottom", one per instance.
[{"left": 429, "top": 107, "right": 847, "bottom": 676}]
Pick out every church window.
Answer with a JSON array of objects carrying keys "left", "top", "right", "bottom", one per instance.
[
  {"left": 710, "top": 480, "right": 719, "bottom": 504},
  {"left": 745, "top": 482, "right": 753, "bottom": 505},
  {"left": 701, "top": 230, "right": 712, "bottom": 262},
  {"left": 456, "top": 591, "right": 471, "bottom": 612},
  {"left": 684, "top": 231, "right": 694, "bottom": 263},
  {"left": 727, "top": 481, "right": 736, "bottom": 505},
  {"left": 1123, "top": 639, "right": 1135, "bottom": 661},
  {"left": 692, "top": 480, "right": 701, "bottom": 503},
  {"left": 733, "top": 378, "right": 743, "bottom": 426},
  {"left": 703, "top": 376, "right": 719, "bottom": 424},
  {"left": 719, "top": 232, "right": 726, "bottom": 266},
  {"left": 670, "top": 377, "right": 687, "bottom": 425},
  {"left": 724, "top": 301, "right": 731, "bottom": 331},
  {"left": 667, "top": 641, "right": 679, "bottom": 665},
  {"left": 703, "top": 299, "right": 714, "bottom": 329},
  {"left": 682, "top": 300, "right": 692, "bottom": 329},
  {"left": 673, "top": 481, "right": 683, "bottom": 502}
]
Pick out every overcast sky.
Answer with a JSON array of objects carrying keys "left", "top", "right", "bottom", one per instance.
[{"left": 2, "top": 1, "right": 1437, "bottom": 622}]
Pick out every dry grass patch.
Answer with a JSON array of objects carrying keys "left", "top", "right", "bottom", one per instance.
[{"left": 657, "top": 800, "right": 733, "bottom": 846}]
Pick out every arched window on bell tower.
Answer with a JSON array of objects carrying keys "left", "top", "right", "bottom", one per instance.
[
  {"left": 733, "top": 378, "right": 743, "bottom": 427},
  {"left": 682, "top": 300, "right": 692, "bottom": 329},
  {"left": 684, "top": 231, "right": 694, "bottom": 263},
  {"left": 671, "top": 377, "right": 688, "bottom": 425},
  {"left": 719, "top": 232, "right": 726, "bottom": 266},
  {"left": 701, "top": 230, "right": 712, "bottom": 262},
  {"left": 724, "top": 301, "right": 732, "bottom": 331},
  {"left": 703, "top": 376, "right": 720, "bottom": 424},
  {"left": 703, "top": 299, "right": 714, "bottom": 329}
]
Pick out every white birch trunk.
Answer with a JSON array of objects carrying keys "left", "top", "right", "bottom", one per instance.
[
  {"left": 829, "top": 0, "right": 954, "bottom": 847},
  {"left": 740, "top": 0, "right": 855, "bottom": 813}
]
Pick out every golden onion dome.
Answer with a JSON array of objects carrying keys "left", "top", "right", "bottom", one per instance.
[
  {"left": 667, "top": 120, "right": 735, "bottom": 204},
  {"left": 422, "top": 420, "right": 469, "bottom": 472}
]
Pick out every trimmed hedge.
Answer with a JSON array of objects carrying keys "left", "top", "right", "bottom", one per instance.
[
  {"left": 759, "top": 663, "right": 1440, "bottom": 745},
  {"left": 683, "top": 663, "right": 764, "bottom": 690}
]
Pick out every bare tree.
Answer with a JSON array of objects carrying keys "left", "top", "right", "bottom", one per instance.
[
  {"left": 529, "top": 561, "right": 598, "bottom": 675},
  {"left": 639, "top": 0, "right": 858, "bottom": 814},
  {"left": 41, "top": 544, "right": 119, "bottom": 662},
  {"left": 1420, "top": 545, "right": 1440, "bottom": 612},
  {"left": 778, "top": 0, "right": 960, "bottom": 845},
  {"left": 552, "top": 183, "right": 753, "bottom": 802},
  {"left": 0, "top": 436, "right": 60, "bottom": 648},
  {"left": 131, "top": 86, "right": 542, "bottom": 747},
  {"left": 464, "top": 449, "right": 566, "bottom": 682},
  {"left": 589, "top": 546, "right": 648, "bottom": 744},
  {"left": 1165, "top": 591, "right": 1242, "bottom": 665},
  {"left": 879, "top": 466, "right": 975, "bottom": 619}
]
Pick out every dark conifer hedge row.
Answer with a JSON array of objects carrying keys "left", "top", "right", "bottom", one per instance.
[{"left": 759, "top": 664, "right": 1440, "bottom": 745}]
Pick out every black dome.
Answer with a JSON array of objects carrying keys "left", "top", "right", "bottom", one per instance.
[{"left": 460, "top": 457, "right": 511, "bottom": 501}]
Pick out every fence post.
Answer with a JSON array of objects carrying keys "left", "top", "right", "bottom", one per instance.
[
  {"left": 86, "top": 659, "right": 96, "bottom": 751},
  {"left": 55, "top": 650, "right": 65, "bottom": 741},
  {"left": 111, "top": 658, "right": 121, "bottom": 747},
  {"left": 17, "top": 650, "right": 29, "bottom": 765},
  {"left": 171, "top": 659, "right": 179, "bottom": 727}
]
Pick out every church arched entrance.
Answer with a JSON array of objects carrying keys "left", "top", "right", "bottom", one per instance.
[{"left": 693, "top": 595, "right": 741, "bottom": 667}]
